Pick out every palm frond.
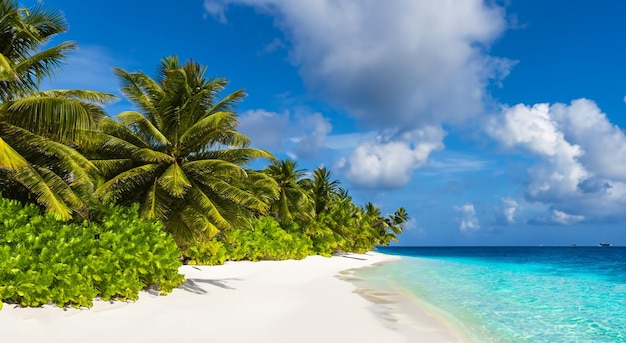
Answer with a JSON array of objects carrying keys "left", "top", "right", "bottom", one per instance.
[
  {"left": 0, "top": 135, "right": 28, "bottom": 170},
  {"left": 179, "top": 111, "right": 238, "bottom": 151},
  {"left": 169, "top": 206, "right": 219, "bottom": 242},
  {"left": 140, "top": 178, "right": 172, "bottom": 220},
  {"left": 12, "top": 40, "right": 76, "bottom": 87},
  {"left": 12, "top": 166, "right": 73, "bottom": 220},
  {"left": 204, "top": 89, "right": 246, "bottom": 118},
  {"left": 113, "top": 68, "right": 162, "bottom": 125},
  {"left": 25, "top": 2, "right": 69, "bottom": 40},
  {"left": 244, "top": 169, "right": 279, "bottom": 201},
  {"left": 40, "top": 89, "right": 117, "bottom": 103},
  {"left": 197, "top": 175, "right": 268, "bottom": 213},
  {"left": 96, "top": 163, "right": 161, "bottom": 202},
  {"left": 0, "top": 53, "right": 17, "bottom": 81},
  {"left": 4, "top": 91, "right": 105, "bottom": 142},
  {"left": 159, "top": 68, "right": 188, "bottom": 138},
  {"left": 116, "top": 111, "right": 169, "bottom": 146},
  {"left": 99, "top": 117, "right": 149, "bottom": 149},
  {"left": 185, "top": 183, "right": 231, "bottom": 230},
  {"left": 90, "top": 158, "right": 134, "bottom": 178},
  {"left": 184, "top": 159, "right": 247, "bottom": 178},
  {"left": 133, "top": 148, "right": 175, "bottom": 164},
  {"left": 157, "top": 162, "right": 191, "bottom": 198},
  {"left": 2, "top": 122, "right": 97, "bottom": 185},
  {"left": 192, "top": 147, "right": 274, "bottom": 165}
]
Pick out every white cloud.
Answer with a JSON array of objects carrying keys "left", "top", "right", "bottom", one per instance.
[
  {"left": 487, "top": 99, "right": 626, "bottom": 223},
  {"left": 339, "top": 126, "right": 445, "bottom": 189},
  {"left": 203, "top": 1, "right": 228, "bottom": 22},
  {"left": 530, "top": 209, "right": 584, "bottom": 226},
  {"left": 454, "top": 203, "right": 480, "bottom": 233},
  {"left": 550, "top": 99, "right": 626, "bottom": 181},
  {"left": 237, "top": 109, "right": 290, "bottom": 150},
  {"left": 204, "top": 0, "right": 512, "bottom": 130},
  {"left": 496, "top": 197, "right": 518, "bottom": 224},
  {"left": 238, "top": 108, "right": 332, "bottom": 159},
  {"left": 205, "top": 0, "right": 515, "bottom": 190},
  {"left": 293, "top": 112, "right": 332, "bottom": 159}
]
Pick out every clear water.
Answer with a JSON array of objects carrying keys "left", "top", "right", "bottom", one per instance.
[{"left": 358, "top": 247, "right": 626, "bottom": 343}]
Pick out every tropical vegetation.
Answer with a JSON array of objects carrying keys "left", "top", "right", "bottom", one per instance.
[
  {"left": 0, "top": 197, "right": 184, "bottom": 310},
  {"left": 91, "top": 56, "right": 276, "bottom": 245},
  {"left": 0, "top": 0, "right": 408, "bottom": 309},
  {"left": 0, "top": 0, "right": 115, "bottom": 221}
]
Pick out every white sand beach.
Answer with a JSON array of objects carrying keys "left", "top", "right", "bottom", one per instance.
[{"left": 0, "top": 252, "right": 464, "bottom": 343}]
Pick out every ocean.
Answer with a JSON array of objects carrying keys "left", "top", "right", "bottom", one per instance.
[{"left": 357, "top": 246, "right": 626, "bottom": 343}]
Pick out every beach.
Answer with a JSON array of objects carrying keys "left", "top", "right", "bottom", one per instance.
[{"left": 0, "top": 252, "right": 463, "bottom": 343}]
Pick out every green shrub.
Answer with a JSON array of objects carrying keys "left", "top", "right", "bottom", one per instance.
[
  {"left": 184, "top": 216, "right": 314, "bottom": 265},
  {"left": 184, "top": 239, "right": 228, "bottom": 265},
  {"left": 0, "top": 198, "right": 184, "bottom": 309}
]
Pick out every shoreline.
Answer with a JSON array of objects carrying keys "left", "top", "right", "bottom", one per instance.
[
  {"left": 0, "top": 252, "right": 462, "bottom": 342},
  {"left": 342, "top": 258, "right": 472, "bottom": 343}
]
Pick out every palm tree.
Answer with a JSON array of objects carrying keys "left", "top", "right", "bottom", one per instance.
[
  {"left": 94, "top": 56, "right": 275, "bottom": 243},
  {"left": 302, "top": 166, "right": 341, "bottom": 216},
  {"left": 363, "top": 202, "right": 408, "bottom": 245},
  {"left": 0, "top": 0, "right": 75, "bottom": 100},
  {"left": 0, "top": 0, "right": 115, "bottom": 220},
  {"left": 264, "top": 159, "right": 313, "bottom": 224}
]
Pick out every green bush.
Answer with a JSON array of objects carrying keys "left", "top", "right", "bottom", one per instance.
[
  {"left": 184, "top": 239, "right": 228, "bottom": 265},
  {"left": 0, "top": 198, "right": 184, "bottom": 309},
  {"left": 184, "top": 216, "right": 313, "bottom": 265}
]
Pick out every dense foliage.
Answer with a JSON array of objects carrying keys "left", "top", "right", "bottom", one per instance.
[
  {"left": 0, "top": 197, "right": 184, "bottom": 309},
  {"left": 0, "top": 0, "right": 115, "bottom": 220},
  {"left": 0, "top": 0, "right": 408, "bottom": 308},
  {"left": 185, "top": 216, "right": 313, "bottom": 264},
  {"left": 91, "top": 56, "right": 276, "bottom": 244}
]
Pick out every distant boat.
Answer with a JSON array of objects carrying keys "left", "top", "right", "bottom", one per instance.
[
  {"left": 598, "top": 243, "right": 612, "bottom": 247},
  {"left": 571, "top": 244, "right": 577, "bottom": 247}
]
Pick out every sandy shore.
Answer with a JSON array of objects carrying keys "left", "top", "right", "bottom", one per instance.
[{"left": 0, "top": 252, "right": 463, "bottom": 343}]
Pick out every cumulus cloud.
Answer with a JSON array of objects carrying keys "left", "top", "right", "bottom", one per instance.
[
  {"left": 550, "top": 100, "right": 626, "bottom": 181},
  {"left": 487, "top": 99, "right": 626, "bottom": 223},
  {"left": 292, "top": 112, "right": 332, "bottom": 159},
  {"left": 529, "top": 209, "right": 585, "bottom": 226},
  {"left": 454, "top": 203, "right": 480, "bottom": 233},
  {"left": 237, "top": 109, "right": 290, "bottom": 150},
  {"left": 204, "top": 0, "right": 512, "bottom": 130},
  {"left": 496, "top": 197, "right": 518, "bottom": 224},
  {"left": 204, "top": 0, "right": 517, "bottom": 189},
  {"left": 337, "top": 126, "right": 445, "bottom": 189},
  {"left": 238, "top": 108, "right": 332, "bottom": 159}
]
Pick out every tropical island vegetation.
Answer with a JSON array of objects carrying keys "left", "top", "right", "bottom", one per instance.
[{"left": 0, "top": 0, "right": 407, "bottom": 309}]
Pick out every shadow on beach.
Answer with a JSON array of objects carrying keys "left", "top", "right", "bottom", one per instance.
[
  {"left": 179, "top": 278, "right": 241, "bottom": 294},
  {"left": 335, "top": 252, "right": 368, "bottom": 261}
]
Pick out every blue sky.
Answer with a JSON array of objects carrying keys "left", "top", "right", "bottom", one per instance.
[{"left": 31, "top": 0, "right": 626, "bottom": 246}]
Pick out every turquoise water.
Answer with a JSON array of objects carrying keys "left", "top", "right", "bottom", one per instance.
[{"left": 359, "top": 247, "right": 626, "bottom": 342}]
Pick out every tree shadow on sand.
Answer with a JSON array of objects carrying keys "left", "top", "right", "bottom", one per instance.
[
  {"left": 334, "top": 252, "right": 367, "bottom": 261},
  {"left": 179, "top": 278, "right": 241, "bottom": 294}
]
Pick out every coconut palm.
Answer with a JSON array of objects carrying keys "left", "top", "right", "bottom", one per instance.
[
  {"left": 94, "top": 56, "right": 275, "bottom": 243},
  {"left": 363, "top": 202, "right": 408, "bottom": 244},
  {"left": 264, "top": 159, "right": 313, "bottom": 224},
  {"left": 0, "top": 0, "right": 115, "bottom": 220},
  {"left": 302, "top": 166, "right": 341, "bottom": 216},
  {"left": 0, "top": 0, "right": 75, "bottom": 100}
]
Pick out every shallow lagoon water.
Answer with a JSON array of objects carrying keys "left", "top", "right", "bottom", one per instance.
[{"left": 359, "top": 247, "right": 626, "bottom": 342}]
